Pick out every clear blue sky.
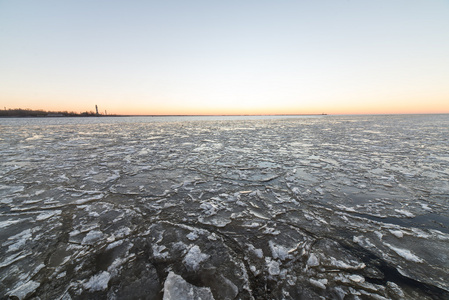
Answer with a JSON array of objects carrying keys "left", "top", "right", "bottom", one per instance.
[{"left": 1, "top": 1, "right": 448, "bottom": 114}]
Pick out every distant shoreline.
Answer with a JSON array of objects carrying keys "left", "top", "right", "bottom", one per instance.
[
  {"left": 0, "top": 109, "right": 117, "bottom": 118},
  {"left": 0, "top": 109, "right": 327, "bottom": 118}
]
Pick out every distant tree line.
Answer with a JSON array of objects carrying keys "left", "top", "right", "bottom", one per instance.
[{"left": 0, "top": 108, "right": 105, "bottom": 117}]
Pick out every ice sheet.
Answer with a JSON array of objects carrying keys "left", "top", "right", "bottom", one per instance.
[{"left": 1, "top": 115, "right": 448, "bottom": 299}]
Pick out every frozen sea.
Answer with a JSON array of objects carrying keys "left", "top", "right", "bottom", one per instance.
[{"left": 1, "top": 114, "right": 448, "bottom": 299}]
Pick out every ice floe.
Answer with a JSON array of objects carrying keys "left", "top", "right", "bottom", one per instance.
[{"left": 163, "top": 271, "right": 215, "bottom": 300}]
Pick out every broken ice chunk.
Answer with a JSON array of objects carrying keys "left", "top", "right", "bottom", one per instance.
[
  {"left": 329, "top": 257, "right": 365, "bottom": 270},
  {"left": 349, "top": 274, "right": 365, "bottom": 283},
  {"left": 198, "top": 215, "right": 231, "bottom": 227},
  {"left": 153, "top": 245, "right": 169, "bottom": 259},
  {"left": 74, "top": 193, "right": 104, "bottom": 205},
  {"left": 5, "top": 229, "right": 32, "bottom": 253},
  {"left": 269, "top": 241, "right": 290, "bottom": 261},
  {"left": 0, "top": 219, "right": 24, "bottom": 229},
  {"left": 291, "top": 187, "right": 301, "bottom": 195},
  {"left": 250, "top": 265, "right": 259, "bottom": 275},
  {"left": 307, "top": 253, "right": 320, "bottom": 267},
  {"left": 389, "top": 230, "right": 404, "bottom": 238},
  {"left": 82, "top": 230, "right": 104, "bottom": 245},
  {"left": 420, "top": 203, "right": 432, "bottom": 211},
  {"left": 309, "top": 278, "right": 327, "bottom": 289},
  {"left": 353, "top": 235, "right": 376, "bottom": 248},
  {"left": 186, "top": 231, "right": 199, "bottom": 241},
  {"left": 245, "top": 222, "right": 261, "bottom": 228},
  {"left": 265, "top": 258, "right": 280, "bottom": 276},
  {"left": 374, "top": 231, "right": 383, "bottom": 240},
  {"left": 8, "top": 280, "right": 40, "bottom": 300},
  {"left": 394, "top": 209, "right": 415, "bottom": 218},
  {"left": 315, "top": 187, "right": 324, "bottom": 195},
  {"left": 200, "top": 202, "right": 219, "bottom": 216},
  {"left": 163, "top": 271, "right": 215, "bottom": 300},
  {"left": 183, "top": 245, "right": 209, "bottom": 271},
  {"left": 83, "top": 271, "right": 111, "bottom": 292},
  {"left": 387, "top": 281, "right": 405, "bottom": 298},
  {"left": 207, "top": 233, "right": 218, "bottom": 241},
  {"left": 36, "top": 210, "right": 61, "bottom": 221},
  {"left": 216, "top": 275, "right": 238, "bottom": 299},
  {"left": 247, "top": 244, "right": 263, "bottom": 259},
  {"left": 262, "top": 227, "right": 280, "bottom": 235}
]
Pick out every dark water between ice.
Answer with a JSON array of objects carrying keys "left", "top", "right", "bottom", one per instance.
[{"left": 1, "top": 114, "right": 448, "bottom": 299}]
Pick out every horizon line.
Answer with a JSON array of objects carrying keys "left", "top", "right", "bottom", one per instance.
[{"left": 2, "top": 108, "right": 449, "bottom": 117}]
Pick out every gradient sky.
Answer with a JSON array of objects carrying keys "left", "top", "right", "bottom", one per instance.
[{"left": 1, "top": 1, "right": 448, "bottom": 115}]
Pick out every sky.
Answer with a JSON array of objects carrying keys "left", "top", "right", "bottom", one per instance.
[{"left": 1, "top": 1, "right": 448, "bottom": 115}]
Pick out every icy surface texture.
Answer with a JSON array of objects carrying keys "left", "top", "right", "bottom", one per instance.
[{"left": 1, "top": 115, "right": 449, "bottom": 299}]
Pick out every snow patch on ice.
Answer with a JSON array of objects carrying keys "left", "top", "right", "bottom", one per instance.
[
  {"left": 384, "top": 243, "right": 424, "bottom": 263},
  {"left": 353, "top": 235, "right": 376, "bottom": 249}
]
